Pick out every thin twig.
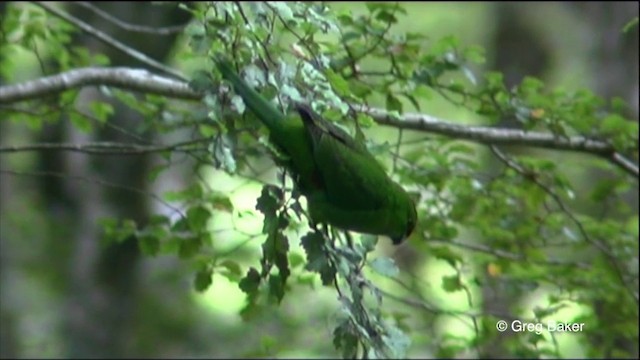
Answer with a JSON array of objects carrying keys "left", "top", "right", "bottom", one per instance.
[
  {"left": 0, "top": 139, "right": 210, "bottom": 155},
  {"left": 0, "top": 168, "right": 186, "bottom": 220},
  {"left": 428, "top": 239, "right": 590, "bottom": 269},
  {"left": 377, "top": 277, "right": 521, "bottom": 322},
  {"left": 33, "top": 1, "right": 184, "bottom": 80},
  {"left": 73, "top": 2, "right": 187, "bottom": 35},
  {"left": 73, "top": 107, "right": 151, "bottom": 143}
]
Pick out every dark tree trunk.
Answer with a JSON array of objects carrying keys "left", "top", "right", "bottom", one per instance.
[{"left": 22, "top": 2, "right": 191, "bottom": 357}]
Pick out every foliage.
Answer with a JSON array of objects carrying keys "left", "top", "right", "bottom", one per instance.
[{"left": 1, "top": 1, "right": 638, "bottom": 358}]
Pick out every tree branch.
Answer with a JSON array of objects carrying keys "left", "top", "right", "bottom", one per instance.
[
  {"left": 0, "top": 139, "right": 209, "bottom": 155},
  {"left": 1, "top": 66, "right": 637, "bottom": 178},
  {"left": 428, "top": 239, "right": 590, "bottom": 269},
  {"left": 361, "top": 106, "right": 612, "bottom": 152},
  {"left": 358, "top": 105, "right": 638, "bottom": 179},
  {"left": 73, "top": 2, "right": 187, "bottom": 35},
  {"left": 0, "top": 67, "right": 199, "bottom": 104}
]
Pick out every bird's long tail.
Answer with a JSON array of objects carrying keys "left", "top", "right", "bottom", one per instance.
[{"left": 214, "top": 57, "right": 286, "bottom": 132}]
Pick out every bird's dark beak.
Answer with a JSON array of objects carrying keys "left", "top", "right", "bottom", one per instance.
[
  {"left": 391, "top": 236, "right": 406, "bottom": 245},
  {"left": 392, "top": 215, "right": 416, "bottom": 245}
]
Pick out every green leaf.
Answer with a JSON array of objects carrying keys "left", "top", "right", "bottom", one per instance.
[
  {"left": 186, "top": 205, "right": 211, "bottom": 231},
  {"left": 441, "top": 274, "right": 463, "bottom": 292},
  {"left": 184, "top": 22, "right": 206, "bottom": 37},
  {"left": 622, "top": 16, "right": 639, "bottom": 33},
  {"left": 337, "top": 12, "right": 354, "bottom": 26},
  {"left": 301, "top": 231, "right": 335, "bottom": 285},
  {"left": 218, "top": 260, "right": 243, "bottom": 282},
  {"left": 194, "top": 266, "right": 213, "bottom": 292},
  {"left": 281, "top": 84, "right": 302, "bottom": 102},
  {"left": 375, "top": 9, "right": 398, "bottom": 24},
  {"left": 463, "top": 45, "right": 486, "bottom": 64},
  {"left": 385, "top": 93, "right": 403, "bottom": 113},
  {"left": 360, "top": 234, "right": 378, "bottom": 252},
  {"left": 381, "top": 322, "right": 411, "bottom": 358},
  {"left": 171, "top": 217, "right": 189, "bottom": 232},
  {"left": 519, "top": 76, "right": 545, "bottom": 95},
  {"left": 178, "top": 235, "right": 202, "bottom": 259},
  {"left": 231, "top": 94, "right": 246, "bottom": 114},
  {"left": 89, "top": 101, "right": 114, "bottom": 123},
  {"left": 533, "top": 304, "right": 566, "bottom": 319},
  {"left": 259, "top": 334, "right": 277, "bottom": 355},
  {"left": 349, "top": 80, "right": 373, "bottom": 98},
  {"left": 100, "top": 218, "right": 137, "bottom": 244},
  {"left": 189, "top": 69, "right": 214, "bottom": 92},
  {"left": 164, "top": 183, "right": 203, "bottom": 202},
  {"left": 139, "top": 234, "right": 160, "bottom": 256},
  {"left": 220, "top": 144, "right": 237, "bottom": 173},
  {"left": 484, "top": 71, "right": 505, "bottom": 91},
  {"left": 207, "top": 193, "right": 234, "bottom": 212},
  {"left": 333, "top": 320, "right": 359, "bottom": 359},
  {"left": 401, "top": 91, "right": 421, "bottom": 111},
  {"left": 288, "top": 252, "right": 305, "bottom": 269},
  {"left": 590, "top": 178, "right": 618, "bottom": 202},
  {"left": 270, "top": 2, "right": 294, "bottom": 22},
  {"left": 369, "top": 257, "right": 399, "bottom": 277},
  {"left": 239, "top": 300, "right": 266, "bottom": 323},
  {"left": 326, "top": 69, "right": 350, "bottom": 97},
  {"left": 268, "top": 273, "right": 286, "bottom": 303},
  {"left": 148, "top": 214, "right": 170, "bottom": 226},
  {"left": 600, "top": 113, "right": 629, "bottom": 135},
  {"left": 69, "top": 112, "right": 93, "bottom": 133},
  {"left": 262, "top": 227, "right": 290, "bottom": 287},
  {"left": 239, "top": 267, "right": 262, "bottom": 298},
  {"left": 256, "top": 185, "right": 283, "bottom": 234},
  {"left": 256, "top": 185, "right": 282, "bottom": 216},
  {"left": 199, "top": 124, "right": 218, "bottom": 137},
  {"left": 365, "top": 2, "right": 406, "bottom": 16},
  {"left": 356, "top": 113, "right": 376, "bottom": 129},
  {"left": 148, "top": 163, "right": 170, "bottom": 182},
  {"left": 610, "top": 97, "right": 628, "bottom": 113},
  {"left": 431, "top": 35, "right": 460, "bottom": 56},
  {"left": 429, "top": 245, "right": 463, "bottom": 267}
]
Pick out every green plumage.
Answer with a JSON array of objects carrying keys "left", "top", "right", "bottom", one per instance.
[{"left": 215, "top": 57, "right": 417, "bottom": 244}]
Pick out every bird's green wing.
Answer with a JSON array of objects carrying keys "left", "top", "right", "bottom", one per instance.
[
  {"left": 295, "top": 104, "right": 395, "bottom": 211},
  {"left": 215, "top": 57, "right": 323, "bottom": 195},
  {"left": 296, "top": 104, "right": 417, "bottom": 243}
]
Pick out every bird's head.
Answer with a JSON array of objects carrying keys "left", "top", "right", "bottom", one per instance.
[{"left": 390, "top": 194, "right": 418, "bottom": 245}]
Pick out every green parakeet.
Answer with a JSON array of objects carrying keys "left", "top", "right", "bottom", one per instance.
[{"left": 215, "top": 57, "right": 417, "bottom": 244}]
